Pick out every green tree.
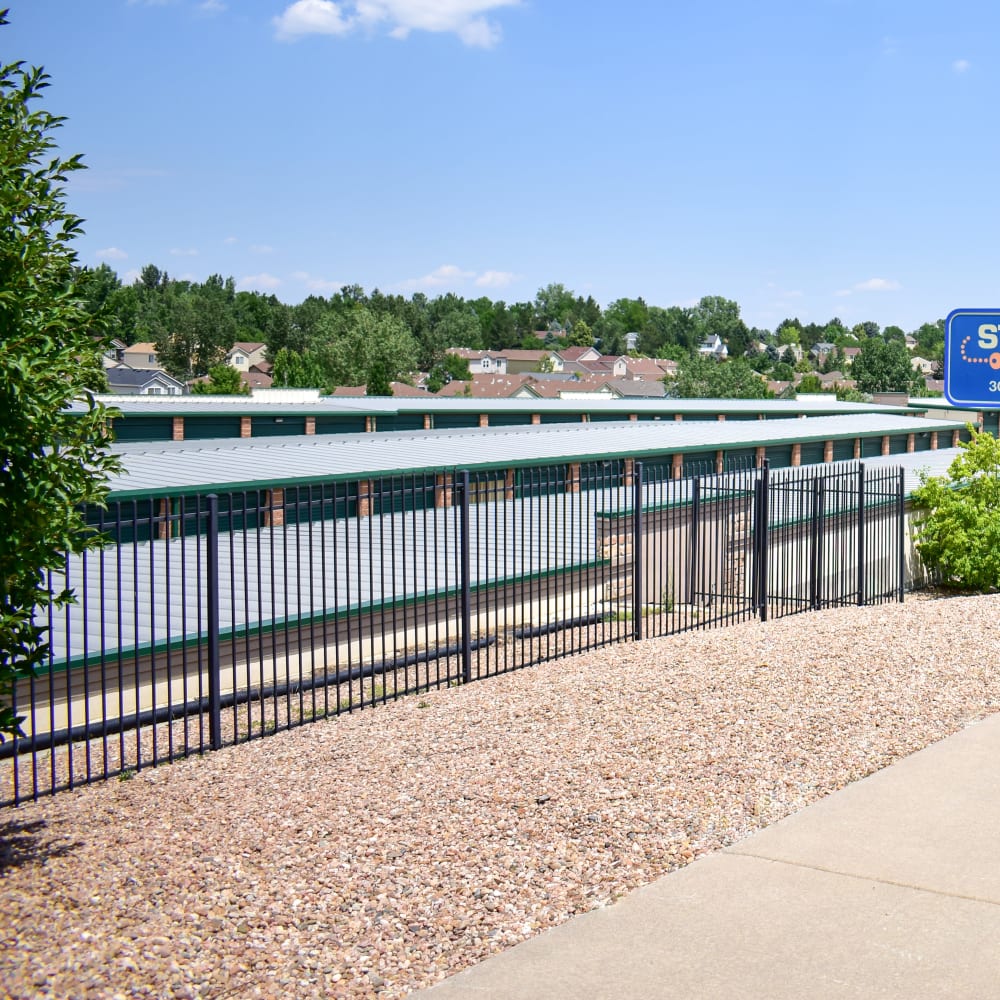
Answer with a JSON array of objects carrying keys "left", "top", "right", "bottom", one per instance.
[
  {"left": 190, "top": 363, "right": 248, "bottom": 395},
  {"left": 670, "top": 355, "right": 772, "bottom": 399},
  {"left": 271, "top": 347, "right": 326, "bottom": 388},
  {"left": 0, "top": 35, "right": 122, "bottom": 738},
  {"left": 911, "top": 429, "right": 1000, "bottom": 590},
  {"left": 692, "top": 295, "right": 750, "bottom": 357},
  {"left": 850, "top": 338, "right": 917, "bottom": 393},
  {"left": 319, "top": 307, "right": 418, "bottom": 392}
]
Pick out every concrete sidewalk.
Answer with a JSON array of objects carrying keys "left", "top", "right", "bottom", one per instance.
[{"left": 415, "top": 713, "right": 1000, "bottom": 999}]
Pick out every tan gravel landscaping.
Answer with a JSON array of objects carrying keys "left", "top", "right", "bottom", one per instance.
[{"left": 2, "top": 591, "right": 1000, "bottom": 1000}]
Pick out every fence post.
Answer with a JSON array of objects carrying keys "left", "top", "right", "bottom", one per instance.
[
  {"left": 755, "top": 462, "right": 770, "bottom": 622},
  {"left": 458, "top": 469, "right": 473, "bottom": 684},
  {"left": 857, "top": 463, "right": 866, "bottom": 606},
  {"left": 897, "top": 468, "right": 906, "bottom": 602},
  {"left": 632, "top": 461, "right": 643, "bottom": 641},
  {"left": 810, "top": 477, "right": 823, "bottom": 610},
  {"left": 206, "top": 493, "right": 222, "bottom": 751},
  {"left": 688, "top": 477, "right": 700, "bottom": 606}
]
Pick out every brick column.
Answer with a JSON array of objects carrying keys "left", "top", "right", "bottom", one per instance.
[
  {"left": 907, "top": 433, "right": 915, "bottom": 453},
  {"left": 505, "top": 468, "right": 515, "bottom": 500},
  {"left": 263, "top": 488, "right": 284, "bottom": 528},
  {"left": 791, "top": 443, "right": 802, "bottom": 467},
  {"left": 755, "top": 446, "right": 766, "bottom": 468},
  {"left": 854, "top": 438, "right": 861, "bottom": 459},
  {"left": 365, "top": 416, "right": 375, "bottom": 433},
  {"left": 622, "top": 458, "right": 635, "bottom": 487},
  {"left": 716, "top": 450, "right": 724, "bottom": 473},
  {"left": 240, "top": 416, "right": 252, "bottom": 438},
  {"left": 305, "top": 416, "right": 315, "bottom": 435},
  {"left": 435, "top": 474, "right": 454, "bottom": 508},
  {"left": 531, "top": 413, "right": 541, "bottom": 425},
  {"left": 717, "top": 414, "right": 726, "bottom": 422},
  {"left": 158, "top": 498, "right": 172, "bottom": 540},
  {"left": 930, "top": 431, "right": 938, "bottom": 450},
  {"left": 358, "top": 481, "right": 374, "bottom": 517},
  {"left": 824, "top": 440, "right": 833, "bottom": 463},
  {"left": 674, "top": 413, "right": 683, "bottom": 422},
  {"left": 172, "top": 417, "right": 184, "bottom": 441},
  {"left": 566, "top": 463, "right": 581, "bottom": 493},
  {"left": 423, "top": 414, "right": 432, "bottom": 430},
  {"left": 672, "top": 454, "right": 684, "bottom": 479},
  {"left": 881, "top": 435, "right": 890, "bottom": 456},
  {"left": 629, "top": 414, "right": 638, "bottom": 422},
  {"left": 953, "top": 429, "right": 961, "bottom": 447},
  {"left": 479, "top": 413, "right": 489, "bottom": 428}
]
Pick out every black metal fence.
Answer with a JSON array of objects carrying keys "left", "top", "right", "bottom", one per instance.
[{"left": 1, "top": 459, "right": 906, "bottom": 806}]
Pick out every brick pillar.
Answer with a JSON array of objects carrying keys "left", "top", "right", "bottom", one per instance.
[
  {"left": 629, "top": 414, "right": 638, "bottom": 422},
  {"left": 172, "top": 417, "right": 184, "bottom": 442},
  {"left": 505, "top": 468, "right": 515, "bottom": 500},
  {"left": 158, "top": 498, "right": 172, "bottom": 540},
  {"left": 717, "top": 414, "right": 726, "bottom": 422},
  {"left": 674, "top": 413, "right": 683, "bottom": 422},
  {"left": 716, "top": 450, "right": 724, "bottom": 473},
  {"left": 854, "top": 438, "right": 861, "bottom": 459},
  {"left": 435, "top": 474, "right": 454, "bottom": 508},
  {"left": 791, "top": 443, "right": 802, "bottom": 467},
  {"left": 672, "top": 454, "right": 684, "bottom": 479},
  {"left": 755, "top": 446, "right": 766, "bottom": 468},
  {"left": 479, "top": 413, "right": 489, "bottom": 428},
  {"left": 305, "top": 416, "right": 316, "bottom": 435},
  {"left": 881, "top": 435, "right": 890, "bottom": 456},
  {"left": 365, "top": 416, "right": 374, "bottom": 433},
  {"left": 953, "top": 429, "right": 961, "bottom": 447},
  {"left": 907, "top": 433, "right": 915, "bottom": 453},
  {"left": 567, "top": 463, "right": 581, "bottom": 493},
  {"left": 930, "top": 431, "right": 938, "bottom": 450},
  {"left": 240, "top": 416, "right": 252, "bottom": 438},
  {"left": 423, "top": 414, "right": 432, "bottom": 430},
  {"left": 623, "top": 458, "right": 635, "bottom": 487},
  {"left": 531, "top": 413, "right": 541, "bottom": 425},
  {"left": 264, "top": 488, "right": 284, "bottom": 527},
  {"left": 824, "top": 440, "right": 833, "bottom": 463},
  {"left": 358, "top": 481, "right": 374, "bottom": 517},
  {"left": 581, "top": 413, "right": 589, "bottom": 423}
]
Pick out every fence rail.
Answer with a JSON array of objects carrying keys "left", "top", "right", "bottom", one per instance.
[{"left": 2, "top": 459, "right": 905, "bottom": 806}]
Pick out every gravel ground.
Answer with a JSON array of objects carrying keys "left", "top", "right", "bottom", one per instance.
[{"left": 2, "top": 592, "right": 1000, "bottom": 1000}]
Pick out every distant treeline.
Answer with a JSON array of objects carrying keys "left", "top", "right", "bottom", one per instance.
[{"left": 75, "top": 263, "right": 945, "bottom": 393}]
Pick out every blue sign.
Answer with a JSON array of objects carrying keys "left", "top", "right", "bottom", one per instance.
[{"left": 943, "top": 309, "right": 1000, "bottom": 408}]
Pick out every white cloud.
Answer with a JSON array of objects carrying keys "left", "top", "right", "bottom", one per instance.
[
  {"left": 953, "top": 58, "right": 971, "bottom": 74},
  {"left": 274, "top": 0, "right": 352, "bottom": 39},
  {"left": 238, "top": 272, "right": 282, "bottom": 291},
  {"left": 293, "top": 271, "right": 345, "bottom": 293},
  {"left": 835, "top": 277, "right": 901, "bottom": 296},
  {"left": 399, "top": 263, "right": 476, "bottom": 291},
  {"left": 122, "top": 268, "right": 142, "bottom": 285},
  {"left": 855, "top": 277, "right": 901, "bottom": 292},
  {"left": 249, "top": 243, "right": 274, "bottom": 254},
  {"left": 170, "top": 247, "right": 199, "bottom": 257},
  {"left": 96, "top": 247, "right": 128, "bottom": 261},
  {"left": 274, "top": 0, "right": 519, "bottom": 47},
  {"left": 474, "top": 269, "right": 518, "bottom": 289}
]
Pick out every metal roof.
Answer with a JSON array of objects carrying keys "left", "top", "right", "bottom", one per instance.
[
  {"left": 72, "top": 394, "right": 925, "bottom": 419},
  {"left": 105, "top": 413, "right": 961, "bottom": 498}
]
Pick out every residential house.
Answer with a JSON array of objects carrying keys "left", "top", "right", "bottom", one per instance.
[
  {"left": 911, "top": 356, "right": 936, "bottom": 376},
  {"left": 697, "top": 334, "right": 729, "bottom": 360},
  {"left": 120, "top": 342, "right": 164, "bottom": 370},
  {"left": 498, "top": 349, "right": 555, "bottom": 374},
  {"left": 227, "top": 342, "right": 269, "bottom": 371},
  {"left": 446, "top": 349, "right": 509, "bottom": 375},
  {"left": 105, "top": 366, "right": 186, "bottom": 396},
  {"left": 102, "top": 338, "right": 127, "bottom": 368},
  {"left": 809, "top": 342, "right": 836, "bottom": 365}
]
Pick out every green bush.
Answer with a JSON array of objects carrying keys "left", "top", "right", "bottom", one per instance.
[{"left": 911, "top": 427, "right": 1000, "bottom": 591}]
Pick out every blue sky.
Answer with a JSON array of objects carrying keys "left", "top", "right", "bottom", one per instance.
[{"left": 9, "top": 0, "right": 1000, "bottom": 332}]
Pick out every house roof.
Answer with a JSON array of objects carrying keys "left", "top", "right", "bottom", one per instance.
[
  {"left": 230, "top": 342, "right": 266, "bottom": 354},
  {"left": 104, "top": 412, "right": 962, "bottom": 498},
  {"left": 437, "top": 374, "right": 536, "bottom": 398},
  {"left": 388, "top": 381, "right": 431, "bottom": 397},
  {"left": 106, "top": 368, "right": 184, "bottom": 389},
  {"left": 498, "top": 349, "right": 551, "bottom": 362},
  {"left": 123, "top": 341, "right": 158, "bottom": 354}
]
